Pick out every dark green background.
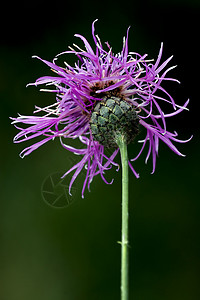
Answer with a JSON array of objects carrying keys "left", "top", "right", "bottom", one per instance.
[{"left": 1, "top": 0, "right": 199, "bottom": 299}]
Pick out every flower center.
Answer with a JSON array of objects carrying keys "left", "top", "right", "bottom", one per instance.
[{"left": 90, "top": 96, "right": 140, "bottom": 148}]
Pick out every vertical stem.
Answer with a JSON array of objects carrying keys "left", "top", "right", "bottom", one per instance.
[{"left": 116, "top": 134, "right": 129, "bottom": 300}]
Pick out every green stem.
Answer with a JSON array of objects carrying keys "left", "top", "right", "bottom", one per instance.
[{"left": 116, "top": 134, "right": 129, "bottom": 300}]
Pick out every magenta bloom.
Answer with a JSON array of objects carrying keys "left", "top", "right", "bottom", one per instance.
[{"left": 11, "top": 20, "right": 191, "bottom": 197}]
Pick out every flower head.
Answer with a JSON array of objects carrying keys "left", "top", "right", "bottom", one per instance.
[{"left": 11, "top": 20, "right": 191, "bottom": 197}]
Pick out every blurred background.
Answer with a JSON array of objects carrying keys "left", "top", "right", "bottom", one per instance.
[{"left": 1, "top": 0, "right": 200, "bottom": 299}]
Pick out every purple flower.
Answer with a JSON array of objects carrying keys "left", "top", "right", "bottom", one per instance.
[{"left": 11, "top": 20, "right": 191, "bottom": 197}]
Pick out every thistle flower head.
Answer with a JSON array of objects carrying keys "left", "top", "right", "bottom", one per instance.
[{"left": 11, "top": 20, "right": 191, "bottom": 197}]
